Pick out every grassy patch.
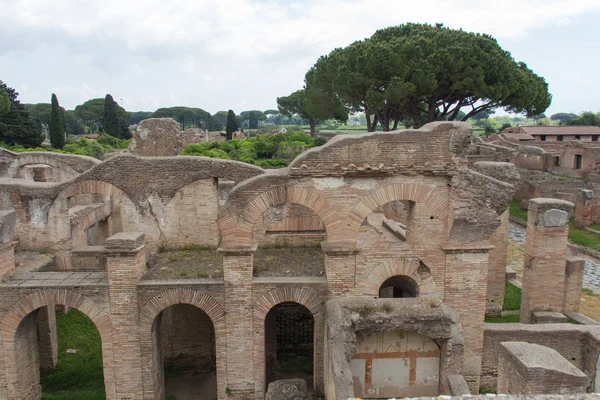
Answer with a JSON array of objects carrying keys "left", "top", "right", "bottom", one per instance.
[
  {"left": 41, "top": 309, "right": 105, "bottom": 399},
  {"left": 509, "top": 200, "right": 528, "bottom": 222},
  {"left": 568, "top": 220, "right": 600, "bottom": 252},
  {"left": 583, "top": 288, "right": 600, "bottom": 296},
  {"left": 503, "top": 281, "right": 522, "bottom": 311},
  {"left": 485, "top": 313, "right": 520, "bottom": 323}
]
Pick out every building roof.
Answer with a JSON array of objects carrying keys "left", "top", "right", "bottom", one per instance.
[{"left": 514, "top": 126, "right": 600, "bottom": 135}]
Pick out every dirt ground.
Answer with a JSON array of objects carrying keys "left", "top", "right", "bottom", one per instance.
[
  {"left": 165, "top": 372, "right": 217, "bottom": 400},
  {"left": 145, "top": 246, "right": 325, "bottom": 280}
]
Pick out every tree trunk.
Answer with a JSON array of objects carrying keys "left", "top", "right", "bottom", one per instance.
[
  {"left": 366, "top": 114, "right": 372, "bottom": 132},
  {"left": 392, "top": 119, "right": 399, "bottom": 131},
  {"left": 309, "top": 119, "right": 316, "bottom": 136}
]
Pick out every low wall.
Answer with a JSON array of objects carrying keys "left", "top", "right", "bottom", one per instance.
[{"left": 481, "top": 323, "right": 600, "bottom": 393}]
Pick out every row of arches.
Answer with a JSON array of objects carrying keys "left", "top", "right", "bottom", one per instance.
[
  {"left": 28, "top": 179, "right": 449, "bottom": 248},
  {"left": 0, "top": 287, "right": 326, "bottom": 400}
]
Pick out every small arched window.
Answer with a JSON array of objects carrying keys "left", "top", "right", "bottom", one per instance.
[{"left": 379, "top": 275, "right": 419, "bottom": 298}]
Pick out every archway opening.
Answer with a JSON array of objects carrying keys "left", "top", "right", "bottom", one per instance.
[
  {"left": 265, "top": 302, "right": 314, "bottom": 391},
  {"left": 14, "top": 306, "right": 106, "bottom": 399},
  {"left": 153, "top": 304, "right": 217, "bottom": 400},
  {"left": 379, "top": 275, "right": 419, "bottom": 298}
]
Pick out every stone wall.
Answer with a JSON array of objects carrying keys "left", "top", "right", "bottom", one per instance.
[{"left": 481, "top": 324, "right": 600, "bottom": 393}]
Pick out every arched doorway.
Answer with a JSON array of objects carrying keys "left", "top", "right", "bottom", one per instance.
[
  {"left": 379, "top": 275, "right": 419, "bottom": 298},
  {"left": 15, "top": 306, "right": 106, "bottom": 399},
  {"left": 265, "top": 302, "right": 315, "bottom": 391},
  {"left": 152, "top": 304, "right": 217, "bottom": 400}
]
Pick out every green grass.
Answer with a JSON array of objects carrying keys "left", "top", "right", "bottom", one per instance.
[
  {"left": 503, "top": 281, "right": 522, "bottom": 311},
  {"left": 568, "top": 219, "right": 600, "bottom": 252},
  {"left": 41, "top": 310, "right": 105, "bottom": 399},
  {"left": 485, "top": 281, "right": 522, "bottom": 323},
  {"left": 508, "top": 200, "right": 528, "bottom": 222},
  {"left": 589, "top": 223, "right": 600, "bottom": 231},
  {"left": 484, "top": 314, "right": 520, "bottom": 323}
]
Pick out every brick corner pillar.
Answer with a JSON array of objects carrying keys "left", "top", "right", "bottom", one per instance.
[
  {"left": 520, "top": 198, "right": 574, "bottom": 324},
  {"left": 563, "top": 257, "right": 585, "bottom": 313},
  {"left": 321, "top": 241, "right": 359, "bottom": 297},
  {"left": 575, "top": 189, "right": 593, "bottom": 228},
  {"left": 218, "top": 245, "right": 256, "bottom": 400},
  {"left": 442, "top": 242, "right": 494, "bottom": 394},
  {"left": 486, "top": 210, "right": 509, "bottom": 317},
  {"left": 105, "top": 232, "right": 147, "bottom": 400},
  {"left": 0, "top": 209, "right": 17, "bottom": 280}
]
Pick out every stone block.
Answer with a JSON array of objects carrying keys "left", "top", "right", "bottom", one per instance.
[
  {"left": 447, "top": 374, "right": 471, "bottom": 396},
  {"left": 544, "top": 209, "right": 569, "bottom": 227},
  {"left": 105, "top": 232, "right": 145, "bottom": 250},
  {"left": 532, "top": 311, "right": 567, "bottom": 324},
  {"left": 498, "top": 341, "right": 588, "bottom": 395},
  {"left": 265, "top": 378, "right": 307, "bottom": 400},
  {"left": 506, "top": 266, "right": 516, "bottom": 280}
]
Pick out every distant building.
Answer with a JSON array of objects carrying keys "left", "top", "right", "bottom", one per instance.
[{"left": 501, "top": 125, "right": 600, "bottom": 142}]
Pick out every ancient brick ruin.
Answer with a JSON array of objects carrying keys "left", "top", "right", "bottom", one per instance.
[{"left": 0, "top": 121, "right": 599, "bottom": 399}]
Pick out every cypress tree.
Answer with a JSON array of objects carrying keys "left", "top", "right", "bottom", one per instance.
[
  {"left": 49, "top": 93, "right": 65, "bottom": 149},
  {"left": 225, "top": 109, "right": 238, "bottom": 141},
  {"left": 103, "top": 94, "right": 121, "bottom": 138}
]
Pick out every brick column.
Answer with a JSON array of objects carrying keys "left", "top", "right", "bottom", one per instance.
[
  {"left": 0, "top": 210, "right": 16, "bottom": 280},
  {"left": 105, "top": 232, "right": 147, "bottom": 400},
  {"left": 520, "top": 198, "right": 574, "bottom": 324},
  {"left": 486, "top": 210, "right": 509, "bottom": 317},
  {"left": 220, "top": 247, "right": 256, "bottom": 399},
  {"left": 36, "top": 305, "right": 57, "bottom": 373},
  {"left": 563, "top": 257, "right": 585, "bottom": 313},
  {"left": 575, "top": 189, "right": 593, "bottom": 228},
  {"left": 321, "top": 242, "right": 358, "bottom": 297},
  {"left": 442, "top": 243, "right": 493, "bottom": 393}
]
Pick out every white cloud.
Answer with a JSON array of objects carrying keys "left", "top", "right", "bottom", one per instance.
[{"left": 1, "top": 0, "right": 599, "bottom": 114}]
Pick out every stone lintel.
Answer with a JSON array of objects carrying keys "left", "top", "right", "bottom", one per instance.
[
  {"left": 442, "top": 243, "right": 495, "bottom": 253},
  {"left": 320, "top": 241, "right": 360, "bottom": 256},
  {"left": 105, "top": 232, "right": 145, "bottom": 252},
  {"left": 217, "top": 245, "right": 257, "bottom": 256}
]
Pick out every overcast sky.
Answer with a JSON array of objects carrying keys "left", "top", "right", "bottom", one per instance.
[{"left": 1, "top": 0, "right": 599, "bottom": 117}]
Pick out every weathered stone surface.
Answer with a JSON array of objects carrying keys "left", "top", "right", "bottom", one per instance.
[
  {"left": 544, "top": 209, "right": 569, "bottom": 227},
  {"left": 265, "top": 378, "right": 307, "bottom": 400},
  {"left": 129, "top": 118, "right": 182, "bottom": 156},
  {"left": 532, "top": 311, "right": 567, "bottom": 324},
  {"left": 105, "top": 232, "right": 145, "bottom": 250},
  {"left": 498, "top": 342, "right": 589, "bottom": 395},
  {"left": 0, "top": 209, "right": 16, "bottom": 244}
]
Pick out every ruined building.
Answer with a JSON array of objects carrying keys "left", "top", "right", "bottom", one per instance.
[{"left": 0, "top": 121, "right": 598, "bottom": 400}]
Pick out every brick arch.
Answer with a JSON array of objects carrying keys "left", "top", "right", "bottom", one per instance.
[
  {"left": 253, "top": 286, "right": 324, "bottom": 321},
  {"left": 345, "top": 182, "right": 449, "bottom": 239},
  {"left": 253, "top": 287, "right": 325, "bottom": 398},
  {"left": 62, "top": 180, "right": 125, "bottom": 201},
  {"left": 138, "top": 288, "right": 226, "bottom": 400},
  {"left": 0, "top": 289, "right": 115, "bottom": 399},
  {"left": 362, "top": 258, "right": 437, "bottom": 297},
  {"left": 219, "top": 186, "right": 342, "bottom": 248}
]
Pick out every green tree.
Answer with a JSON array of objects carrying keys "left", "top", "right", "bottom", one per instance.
[
  {"left": 49, "top": 94, "right": 65, "bottom": 149},
  {"left": 103, "top": 94, "right": 122, "bottom": 138},
  {"left": 240, "top": 110, "right": 267, "bottom": 129},
  {"left": 225, "top": 110, "right": 238, "bottom": 140},
  {"left": 127, "top": 111, "right": 153, "bottom": 125},
  {"left": 0, "top": 80, "right": 44, "bottom": 147},
  {"left": 213, "top": 111, "right": 229, "bottom": 128},
  {"left": 567, "top": 112, "right": 600, "bottom": 127},
  {"left": 74, "top": 98, "right": 105, "bottom": 133},
  {"left": 305, "top": 23, "right": 551, "bottom": 131},
  {"left": 0, "top": 89, "right": 9, "bottom": 115},
  {"left": 153, "top": 107, "right": 223, "bottom": 131},
  {"left": 550, "top": 113, "right": 578, "bottom": 124}
]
